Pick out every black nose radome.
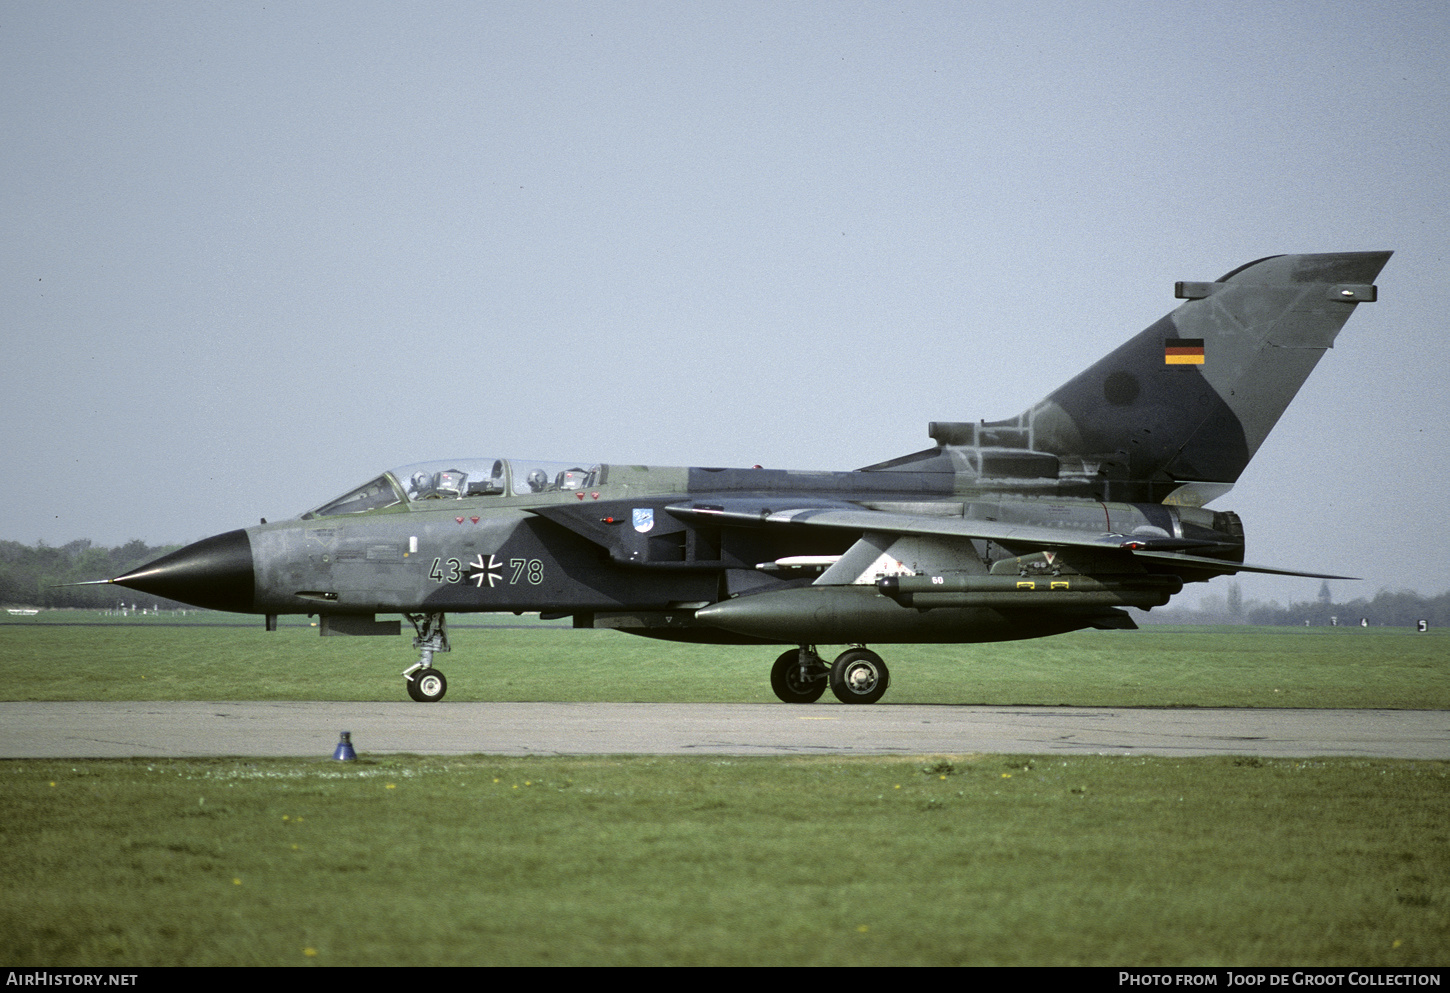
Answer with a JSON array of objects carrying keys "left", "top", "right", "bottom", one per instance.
[{"left": 112, "top": 529, "right": 256, "bottom": 613}]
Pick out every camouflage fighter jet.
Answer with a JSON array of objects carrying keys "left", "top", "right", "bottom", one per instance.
[{"left": 104, "top": 251, "right": 1391, "bottom": 703}]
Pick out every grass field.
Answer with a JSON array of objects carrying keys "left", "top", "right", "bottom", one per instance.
[
  {"left": 1, "top": 620, "right": 1446, "bottom": 966},
  {"left": 3, "top": 753, "right": 1447, "bottom": 966},
  {"left": 1, "top": 617, "right": 1446, "bottom": 708}
]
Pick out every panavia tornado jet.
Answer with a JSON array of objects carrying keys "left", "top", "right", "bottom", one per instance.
[{"left": 104, "top": 251, "right": 1390, "bottom": 703}]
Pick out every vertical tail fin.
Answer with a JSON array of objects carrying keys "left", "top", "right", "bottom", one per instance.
[{"left": 1003, "top": 251, "right": 1390, "bottom": 502}]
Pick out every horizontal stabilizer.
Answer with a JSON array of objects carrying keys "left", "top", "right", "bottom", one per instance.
[{"left": 1126, "top": 549, "right": 1356, "bottom": 580}]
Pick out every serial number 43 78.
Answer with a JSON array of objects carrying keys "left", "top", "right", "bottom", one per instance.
[{"left": 429, "top": 555, "right": 544, "bottom": 588}]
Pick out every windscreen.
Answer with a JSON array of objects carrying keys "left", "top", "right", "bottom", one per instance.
[{"left": 302, "top": 475, "right": 404, "bottom": 518}]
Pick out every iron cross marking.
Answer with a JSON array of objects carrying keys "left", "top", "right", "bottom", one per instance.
[{"left": 468, "top": 554, "right": 504, "bottom": 588}]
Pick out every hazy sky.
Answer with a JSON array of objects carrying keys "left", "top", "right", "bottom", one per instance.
[{"left": 4, "top": 1, "right": 1447, "bottom": 608}]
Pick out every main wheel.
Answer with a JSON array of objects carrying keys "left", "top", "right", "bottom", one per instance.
[
  {"left": 770, "top": 649, "right": 827, "bottom": 704},
  {"left": 407, "top": 667, "right": 448, "bottom": 703},
  {"left": 829, "top": 649, "right": 889, "bottom": 704}
]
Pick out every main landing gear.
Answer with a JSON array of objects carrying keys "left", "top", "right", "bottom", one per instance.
[
  {"left": 403, "top": 612, "right": 450, "bottom": 702},
  {"left": 770, "top": 645, "right": 890, "bottom": 705}
]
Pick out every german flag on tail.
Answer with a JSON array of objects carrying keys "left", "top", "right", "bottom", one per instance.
[{"left": 1164, "top": 338, "right": 1205, "bottom": 365}]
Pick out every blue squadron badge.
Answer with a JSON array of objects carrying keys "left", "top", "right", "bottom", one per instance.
[{"left": 632, "top": 508, "right": 654, "bottom": 533}]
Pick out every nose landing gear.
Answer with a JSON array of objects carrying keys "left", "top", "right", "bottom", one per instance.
[{"left": 403, "top": 612, "right": 450, "bottom": 703}]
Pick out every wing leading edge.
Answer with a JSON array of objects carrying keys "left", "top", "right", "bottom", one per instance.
[{"left": 664, "top": 501, "right": 1352, "bottom": 580}]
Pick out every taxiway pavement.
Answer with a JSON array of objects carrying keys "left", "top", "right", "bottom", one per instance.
[{"left": 0, "top": 701, "right": 1446, "bottom": 759}]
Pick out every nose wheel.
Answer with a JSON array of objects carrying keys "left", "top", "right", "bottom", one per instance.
[{"left": 406, "top": 667, "right": 448, "bottom": 703}]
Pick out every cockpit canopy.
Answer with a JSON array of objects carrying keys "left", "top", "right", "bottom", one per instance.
[{"left": 301, "top": 459, "right": 602, "bottom": 519}]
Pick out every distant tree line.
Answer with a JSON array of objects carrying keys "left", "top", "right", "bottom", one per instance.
[
  {"left": 0, "top": 539, "right": 184, "bottom": 610},
  {"left": 1138, "top": 581, "right": 1449, "bottom": 629}
]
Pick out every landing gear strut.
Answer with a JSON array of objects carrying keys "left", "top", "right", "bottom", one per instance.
[
  {"left": 769, "top": 645, "right": 891, "bottom": 704},
  {"left": 403, "top": 612, "right": 449, "bottom": 702}
]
